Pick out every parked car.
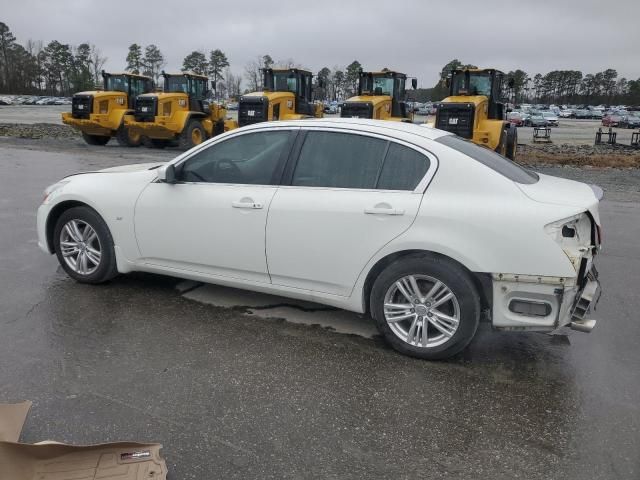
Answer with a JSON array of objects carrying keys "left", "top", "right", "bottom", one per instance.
[
  {"left": 507, "top": 111, "right": 529, "bottom": 127},
  {"left": 37, "top": 119, "right": 603, "bottom": 360},
  {"left": 573, "top": 109, "right": 592, "bottom": 119},
  {"left": 602, "top": 114, "right": 623, "bottom": 127},
  {"left": 416, "top": 104, "right": 431, "bottom": 115},
  {"left": 589, "top": 110, "right": 603, "bottom": 120},
  {"left": 0, "top": 96, "right": 12, "bottom": 105},
  {"left": 226, "top": 102, "right": 239, "bottom": 111},
  {"left": 541, "top": 111, "right": 559, "bottom": 127},
  {"left": 525, "top": 111, "right": 549, "bottom": 127},
  {"left": 618, "top": 114, "right": 640, "bottom": 129},
  {"left": 558, "top": 109, "right": 574, "bottom": 118}
]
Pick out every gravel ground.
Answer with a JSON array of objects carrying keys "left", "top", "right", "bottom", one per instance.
[{"left": 1, "top": 105, "right": 638, "bottom": 146}]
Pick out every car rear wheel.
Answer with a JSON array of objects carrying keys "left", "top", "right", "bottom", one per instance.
[
  {"left": 81, "top": 132, "right": 110, "bottom": 146},
  {"left": 370, "top": 254, "right": 480, "bottom": 360},
  {"left": 53, "top": 206, "right": 118, "bottom": 284}
]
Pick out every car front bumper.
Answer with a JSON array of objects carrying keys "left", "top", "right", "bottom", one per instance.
[{"left": 36, "top": 203, "right": 52, "bottom": 254}]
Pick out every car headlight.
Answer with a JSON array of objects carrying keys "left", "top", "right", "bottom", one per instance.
[{"left": 42, "top": 180, "right": 70, "bottom": 204}]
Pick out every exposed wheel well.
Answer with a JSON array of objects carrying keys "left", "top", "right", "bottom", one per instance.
[
  {"left": 45, "top": 200, "right": 91, "bottom": 253},
  {"left": 361, "top": 250, "right": 492, "bottom": 316}
]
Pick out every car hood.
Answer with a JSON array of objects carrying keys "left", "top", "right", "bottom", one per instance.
[
  {"left": 517, "top": 173, "right": 601, "bottom": 223},
  {"left": 97, "top": 162, "right": 166, "bottom": 173}
]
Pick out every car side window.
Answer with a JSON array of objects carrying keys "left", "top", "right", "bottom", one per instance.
[
  {"left": 178, "top": 130, "right": 292, "bottom": 185},
  {"left": 291, "top": 131, "right": 387, "bottom": 189},
  {"left": 377, "top": 143, "right": 430, "bottom": 191}
]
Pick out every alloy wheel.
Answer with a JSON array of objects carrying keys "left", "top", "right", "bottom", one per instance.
[
  {"left": 383, "top": 274, "right": 460, "bottom": 348},
  {"left": 59, "top": 219, "right": 102, "bottom": 275}
]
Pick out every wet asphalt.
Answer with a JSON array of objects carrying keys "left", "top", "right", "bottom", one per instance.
[{"left": 0, "top": 139, "right": 639, "bottom": 479}]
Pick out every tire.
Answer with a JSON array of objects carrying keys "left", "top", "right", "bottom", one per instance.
[
  {"left": 81, "top": 132, "right": 110, "bottom": 146},
  {"left": 213, "top": 119, "right": 225, "bottom": 137},
  {"left": 179, "top": 119, "right": 206, "bottom": 149},
  {"left": 148, "top": 138, "right": 170, "bottom": 149},
  {"left": 506, "top": 125, "right": 517, "bottom": 161},
  {"left": 370, "top": 254, "right": 480, "bottom": 360},
  {"left": 53, "top": 206, "right": 118, "bottom": 284},
  {"left": 495, "top": 129, "right": 507, "bottom": 156},
  {"left": 115, "top": 124, "right": 141, "bottom": 147}
]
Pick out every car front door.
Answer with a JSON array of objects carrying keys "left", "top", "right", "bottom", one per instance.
[
  {"left": 134, "top": 128, "right": 296, "bottom": 283},
  {"left": 266, "top": 129, "right": 434, "bottom": 296}
]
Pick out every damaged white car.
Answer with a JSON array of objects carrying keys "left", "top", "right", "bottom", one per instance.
[{"left": 37, "top": 119, "right": 602, "bottom": 359}]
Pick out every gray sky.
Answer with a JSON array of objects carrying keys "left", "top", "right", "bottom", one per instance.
[{"left": 2, "top": 0, "right": 639, "bottom": 87}]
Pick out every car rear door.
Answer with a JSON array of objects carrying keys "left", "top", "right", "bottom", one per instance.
[{"left": 265, "top": 128, "right": 435, "bottom": 296}]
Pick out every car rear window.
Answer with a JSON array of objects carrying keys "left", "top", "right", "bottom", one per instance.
[
  {"left": 435, "top": 135, "right": 539, "bottom": 184},
  {"left": 377, "top": 143, "right": 430, "bottom": 190}
]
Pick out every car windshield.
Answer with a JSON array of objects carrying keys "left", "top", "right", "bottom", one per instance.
[
  {"left": 436, "top": 134, "right": 539, "bottom": 184},
  {"left": 104, "top": 75, "right": 129, "bottom": 93},
  {"left": 271, "top": 72, "right": 297, "bottom": 93},
  {"left": 542, "top": 112, "right": 555, "bottom": 117}
]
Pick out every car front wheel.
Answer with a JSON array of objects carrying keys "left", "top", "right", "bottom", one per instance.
[
  {"left": 370, "top": 254, "right": 480, "bottom": 360},
  {"left": 53, "top": 206, "right": 118, "bottom": 284}
]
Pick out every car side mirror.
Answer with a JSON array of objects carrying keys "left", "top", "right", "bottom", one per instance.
[
  {"left": 157, "top": 164, "right": 177, "bottom": 184},
  {"left": 411, "top": 78, "right": 417, "bottom": 90}
]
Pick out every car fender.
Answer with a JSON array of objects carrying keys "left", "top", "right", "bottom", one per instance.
[{"left": 43, "top": 170, "right": 157, "bottom": 264}]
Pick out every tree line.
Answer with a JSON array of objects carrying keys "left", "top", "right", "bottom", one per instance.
[
  {"left": 1, "top": 19, "right": 639, "bottom": 106},
  {"left": 0, "top": 21, "right": 107, "bottom": 95}
]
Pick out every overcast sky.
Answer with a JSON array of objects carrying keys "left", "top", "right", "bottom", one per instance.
[{"left": 2, "top": 0, "right": 639, "bottom": 86}]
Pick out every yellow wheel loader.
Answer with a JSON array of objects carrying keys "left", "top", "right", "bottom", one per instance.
[
  {"left": 62, "top": 72, "right": 153, "bottom": 146},
  {"left": 124, "top": 72, "right": 237, "bottom": 149},
  {"left": 238, "top": 68, "right": 323, "bottom": 127},
  {"left": 431, "top": 68, "right": 517, "bottom": 160},
  {"left": 340, "top": 70, "right": 417, "bottom": 121}
]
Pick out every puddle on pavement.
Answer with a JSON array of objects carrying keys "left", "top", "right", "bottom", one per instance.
[{"left": 177, "top": 281, "right": 378, "bottom": 338}]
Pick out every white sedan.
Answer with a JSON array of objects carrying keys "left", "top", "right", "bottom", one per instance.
[{"left": 37, "top": 119, "right": 603, "bottom": 359}]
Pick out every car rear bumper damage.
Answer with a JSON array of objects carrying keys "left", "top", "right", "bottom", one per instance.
[
  {"left": 490, "top": 264, "right": 601, "bottom": 333},
  {"left": 568, "top": 269, "right": 601, "bottom": 332}
]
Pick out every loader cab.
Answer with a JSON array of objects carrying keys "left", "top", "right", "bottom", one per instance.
[
  {"left": 163, "top": 72, "right": 209, "bottom": 113},
  {"left": 101, "top": 72, "right": 153, "bottom": 109},
  {"left": 341, "top": 70, "right": 414, "bottom": 121},
  {"left": 359, "top": 71, "right": 408, "bottom": 117},
  {"left": 449, "top": 69, "right": 506, "bottom": 120},
  {"left": 263, "top": 68, "right": 315, "bottom": 116}
]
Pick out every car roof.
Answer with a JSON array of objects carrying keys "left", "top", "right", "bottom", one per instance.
[{"left": 237, "top": 118, "right": 453, "bottom": 141}]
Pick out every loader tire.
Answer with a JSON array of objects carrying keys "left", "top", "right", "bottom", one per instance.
[
  {"left": 179, "top": 119, "right": 206, "bottom": 150},
  {"left": 115, "top": 124, "right": 142, "bottom": 147},
  {"left": 149, "top": 139, "right": 170, "bottom": 149},
  {"left": 506, "top": 125, "right": 517, "bottom": 161},
  {"left": 81, "top": 132, "right": 110, "bottom": 146}
]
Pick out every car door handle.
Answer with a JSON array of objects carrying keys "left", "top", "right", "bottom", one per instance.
[
  {"left": 364, "top": 206, "right": 405, "bottom": 216},
  {"left": 232, "top": 200, "right": 263, "bottom": 209}
]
